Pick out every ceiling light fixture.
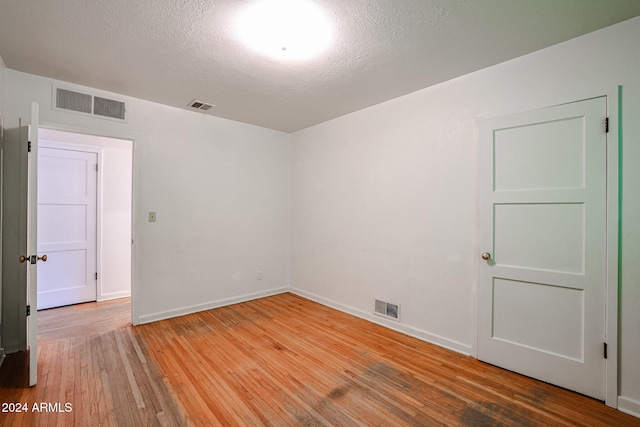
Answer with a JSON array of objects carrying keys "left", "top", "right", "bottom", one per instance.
[{"left": 236, "top": 0, "right": 332, "bottom": 61}]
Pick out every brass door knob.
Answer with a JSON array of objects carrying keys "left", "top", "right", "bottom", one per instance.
[
  {"left": 19, "top": 254, "right": 47, "bottom": 263},
  {"left": 481, "top": 252, "right": 491, "bottom": 260}
]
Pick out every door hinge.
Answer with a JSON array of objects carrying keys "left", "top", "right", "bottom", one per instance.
[
  {"left": 604, "top": 342, "right": 608, "bottom": 359},
  {"left": 96, "top": 163, "right": 98, "bottom": 172},
  {"left": 26, "top": 305, "right": 31, "bottom": 316},
  {"left": 605, "top": 117, "right": 609, "bottom": 133},
  {"left": 95, "top": 272, "right": 98, "bottom": 280},
  {"left": 27, "top": 141, "right": 32, "bottom": 152}
]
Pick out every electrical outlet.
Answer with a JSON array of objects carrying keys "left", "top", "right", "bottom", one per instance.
[
  {"left": 148, "top": 211, "right": 156, "bottom": 222},
  {"left": 256, "top": 270, "right": 263, "bottom": 280}
]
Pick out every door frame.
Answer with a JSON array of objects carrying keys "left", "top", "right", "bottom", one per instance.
[
  {"left": 38, "top": 121, "right": 138, "bottom": 324},
  {"left": 37, "top": 140, "right": 102, "bottom": 305},
  {"left": 0, "top": 111, "right": 4, "bottom": 365},
  {"left": 472, "top": 87, "right": 620, "bottom": 408}
]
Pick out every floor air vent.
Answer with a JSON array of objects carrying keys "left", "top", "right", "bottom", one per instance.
[
  {"left": 374, "top": 299, "right": 400, "bottom": 321},
  {"left": 54, "top": 86, "right": 126, "bottom": 122}
]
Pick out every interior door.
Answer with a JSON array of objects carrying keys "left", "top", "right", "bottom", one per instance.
[
  {"left": 478, "top": 97, "right": 607, "bottom": 400},
  {"left": 37, "top": 145, "right": 98, "bottom": 309},
  {"left": 2, "top": 102, "right": 40, "bottom": 386}
]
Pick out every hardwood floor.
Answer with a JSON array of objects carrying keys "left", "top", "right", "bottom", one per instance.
[
  {"left": 37, "top": 297, "right": 131, "bottom": 345},
  {"left": 1, "top": 298, "right": 185, "bottom": 426},
  {"left": 1, "top": 293, "right": 638, "bottom": 426}
]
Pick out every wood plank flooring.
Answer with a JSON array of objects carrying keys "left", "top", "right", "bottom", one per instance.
[
  {"left": 1, "top": 293, "right": 639, "bottom": 426},
  {"left": 1, "top": 298, "right": 185, "bottom": 426},
  {"left": 37, "top": 297, "right": 131, "bottom": 345}
]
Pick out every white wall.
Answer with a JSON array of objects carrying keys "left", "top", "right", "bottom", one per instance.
[
  {"left": 291, "top": 17, "right": 640, "bottom": 414},
  {"left": 4, "top": 70, "right": 291, "bottom": 327},
  {"left": 0, "top": 53, "right": 6, "bottom": 357},
  {"left": 0, "top": 53, "right": 5, "bottom": 116},
  {"left": 39, "top": 128, "right": 133, "bottom": 301}
]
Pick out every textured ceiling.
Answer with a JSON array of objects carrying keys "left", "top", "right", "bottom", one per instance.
[{"left": 0, "top": 0, "right": 639, "bottom": 132}]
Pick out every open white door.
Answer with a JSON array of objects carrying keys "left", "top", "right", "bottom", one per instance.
[
  {"left": 478, "top": 97, "right": 608, "bottom": 400},
  {"left": 27, "top": 102, "right": 40, "bottom": 386},
  {"left": 3, "top": 103, "right": 40, "bottom": 386}
]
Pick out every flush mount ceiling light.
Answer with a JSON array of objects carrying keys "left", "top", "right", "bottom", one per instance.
[{"left": 236, "top": 0, "right": 332, "bottom": 61}]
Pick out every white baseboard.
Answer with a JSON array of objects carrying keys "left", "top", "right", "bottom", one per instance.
[
  {"left": 290, "top": 288, "right": 472, "bottom": 356},
  {"left": 97, "top": 290, "right": 131, "bottom": 302},
  {"left": 2, "top": 341, "right": 22, "bottom": 355},
  {"left": 136, "top": 287, "right": 289, "bottom": 325},
  {"left": 618, "top": 396, "right": 640, "bottom": 419}
]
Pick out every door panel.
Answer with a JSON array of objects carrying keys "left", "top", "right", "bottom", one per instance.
[
  {"left": 494, "top": 203, "right": 585, "bottom": 273},
  {"left": 39, "top": 204, "right": 89, "bottom": 242},
  {"left": 492, "top": 278, "right": 584, "bottom": 361},
  {"left": 1, "top": 125, "right": 29, "bottom": 353},
  {"left": 1, "top": 103, "right": 41, "bottom": 386},
  {"left": 38, "top": 250, "right": 87, "bottom": 292},
  {"left": 493, "top": 116, "right": 585, "bottom": 190},
  {"left": 37, "top": 146, "right": 97, "bottom": 309},
  {"left": 478, "top": 97, "right": 607, "bottom": 400}
]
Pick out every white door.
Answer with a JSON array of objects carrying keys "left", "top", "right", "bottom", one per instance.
[
  {"left": 37, "top": 145, "right": 98, "bottom": 309},
  {"left": 478, "top": 97, "right": 608, "bottom": 400},
  {"left": 2, "top": 102, "right": 40, "bottom": 386}
]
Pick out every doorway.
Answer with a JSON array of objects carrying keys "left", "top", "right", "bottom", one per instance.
[
  {"left": 477, "top": 95, "right": 618, "bottom": 405},
  {"left": 37, "top": 128, "right": 133, "bottom": 310}
]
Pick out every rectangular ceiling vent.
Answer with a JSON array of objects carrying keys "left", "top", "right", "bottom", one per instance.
[
  {"left": 56, "top": 88, "right": 92, "bottom": 114},
  {"left": 94, "top": 96, "right": 126, "bottom": 120},
  {"left": 374, "top": 299, "right": 400, "bottom": 322},
  {"left": 188, "top": 99, "right": 214, "bottom": 111},
  {"left": 53, "top": 86, "right": 127, "bottom": 122}
]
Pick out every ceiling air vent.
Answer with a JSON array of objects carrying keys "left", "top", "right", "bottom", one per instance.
[
  {"left": 188, "top": 100, "right": 214, "bottom": 111},
  {"left": 94, "top": 96, "right": 126, "bottom": 120},
  {"left": 56, "top": 88, "right": 92, "bottom": 114},
  {"left": 53, "top": 85, "right": 127, "bottom": 122},
  {"left": 374, "top": 299, "right": 400, "bottom": 322}
]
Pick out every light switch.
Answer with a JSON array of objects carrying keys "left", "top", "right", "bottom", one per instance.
[{"left": 148, "top": 211, "right": 157, "bottom": 222}]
